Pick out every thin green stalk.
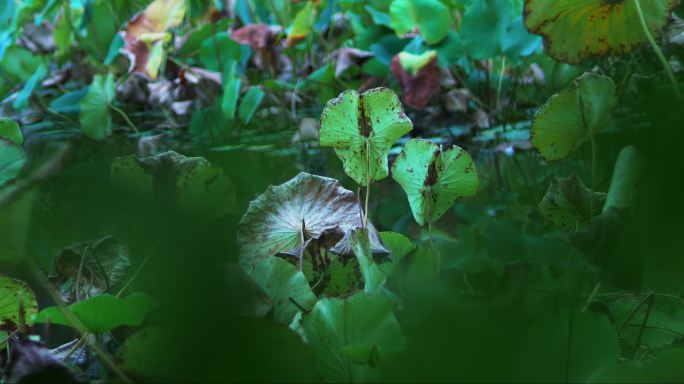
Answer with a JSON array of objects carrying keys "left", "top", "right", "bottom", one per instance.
[
  {"left": 496, "top": 56, "right": 506, "bottom": 108},
  {"left": 633, "top": 0, "right": 681, "bottom": 98},
  {"left": 24, "top": 258, "right": 132, "bottom": 383},
  {"left": 582, "top": 282, "right": 601, "bottom": 312},
  {"left": 109, "top": 104, "right": 140, "bottom": 134},
  {"left": 589, "top": 134, "right": 598, "bottom": 216},
  {"left": 364, "top": 139, "right": 371, "bottom": 228}
]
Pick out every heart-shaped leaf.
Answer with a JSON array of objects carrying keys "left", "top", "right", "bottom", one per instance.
[
  {"left": 79, "top": 73, "right": 116, "bottom": 140},
  {"left": 320, "top": 88, "right": 413, "bottom": 186},
  {"left": 238, "top": 172, "right": 388, "bottom": 266},
  {"left": 531, "top": 73, "right": 616, "bottom": 161},
  {"left": 35, "top": 293, "right": 157, "bottom": 333},
  {"left": 392, "top": 139, "right": 479, "bottom": 226},
  {"left": 389, "top": 0, "right": 450, "bottom": 45},
  {"left": 524, "top": 0, "right": 677, "bottom": 64},
  {"left": 538, "top": 173, "right": 606, "bottom": 231}
]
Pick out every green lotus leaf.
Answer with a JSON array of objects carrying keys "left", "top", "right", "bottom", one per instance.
[
  {"left": 35, "top": 293, "right": 157, "bottom": 333},
  {"left": 531, "top": 73, "right": 616, "bottom": 161},
  {"left": 293, "top": 292, "right": 404, "bottom": 382},
  {"left": 389, "top": 0, "right": 450, "bottom": 45},
  {"left": 392, "top": 139, "right": 479, "bottom": 226},
  {"left": 0, "top": 275, "right": 37, "bottom": 332},
  {"left": 524, "top": 0, "right": 678, "bottom": 64},
  {"left": 237, "top": 172, "right": 387, "bottom": 266},
  {"left": 243, "top": 257, "right": 317, "bottom": 324},
  {"left": 320, "top": 88, "right": 412, "bottom": 186},
  {"left": 538, "top": 173, "right": 606, "bottom": 231},
  {"left": 378, "top": 231, "right": 416, "bottom": 276},
  {"left": 79, "top": 73, "right": 116, "bottom": 140}
]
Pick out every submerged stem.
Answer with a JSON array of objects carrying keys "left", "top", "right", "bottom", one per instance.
[{"left": 633, "top": 0, "right": 681, "bottom": 98}]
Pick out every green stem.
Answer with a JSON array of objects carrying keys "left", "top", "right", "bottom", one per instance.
[
  {"left": 582, "top": 282, "right": 601, "bottom": 312},
  {"left": 364, "top": 139, "right": 371, "bottom": 228},
  {"left": 633, "top": 0, "right": 681, "bottom": 98},
  {"left": 496, "top": 56, "right": 506, "bottom": 108},
  {"left": 109, "top": 104, "right": 140, "bottom": 135},
  {"left": 589, "top": 133, "right": 597, "bottom": 217}
]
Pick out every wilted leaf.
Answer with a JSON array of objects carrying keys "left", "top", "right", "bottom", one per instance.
[
  {"left": 293, "top": 292, "right": 404, "bottom": 382},
  {"left": 392, "top": 139, "right": 479, "bottom": 226},
  {"left": 524, "top": 0, "right": 677, "bottom": 63},
  {"left": 0, "top": 275, "right": 38, "bottom": 332},
  {"left": 35, "top": 293, "right": 157, "bottom": 333},
  {"left": 391, "top": 50, "right": 440, "bottom": 109},
  {"left": 243, "top": 257, "right": 317, "bottom": 324},
  {"left": 231, "top": 24, "right": 273, "bottom": 49},
  {"left": 334, "top": 47, "right": 374, "bottom": 78},
  {"left": 538, "top": 173, "right": 606, "bottom": 231},
  {"left": 389, "top": 0, "right": 450, "bottom": 45},
  {"left": 79, "top": 73, "right": 116, "bottom": 140},
  {"left": 111, "top": 151, "right": 236, "bottom": 217},
  {"left": 320, "top": 88, "right": 413, "bottom": 186},
  {"left": 49, "top": 236, "right": 131, "bottom": 304},
  {"left": 588, "top": 347, "right": 684, "bottom": 382},
  {"left": 237, "top": 172, "right": 388, "bottom": 266},
  {"left": 531, "top": 73, "right": 616, "bottom": 161},
  {"left": 120, "top": 0, "right": 186, "bottom": 79},
  {"left": 611, "top": 294, "right": 684, "bottom": 351}
]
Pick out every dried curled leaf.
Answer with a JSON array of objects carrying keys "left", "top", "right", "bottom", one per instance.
[
  {"left": 120, "top": 0, "right": 186, "bottom": 79},
  {"left": 237, "top": 172, "right": 388, "bottom": 266},
  {"left": 538, "top": 173, "right": 606, "bottom": 231},
  {"left": 390, "top": 51, "right": 440, "bottom": 109}
]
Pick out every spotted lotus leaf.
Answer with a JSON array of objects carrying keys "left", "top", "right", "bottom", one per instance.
[
  {"left": 538, "top": 173, "right": 607, "bottom": 231},
  {"left": 531, "top": 73, "right": 616, "bottom": 161},
  {"left": 237, "top": 173, "right": 388, "bottom": 268},
  {"left": 0, "top": 275, "right": 37, "bottom": 334},
  {"left": 524, "top": 0, "right": 678, "bottom": 64},
  {"left": 392, "top": 139, "right": 479, "bottom": 226},
  {"left": 320, "top": 88, "right": 413, "bottom": 186}
]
